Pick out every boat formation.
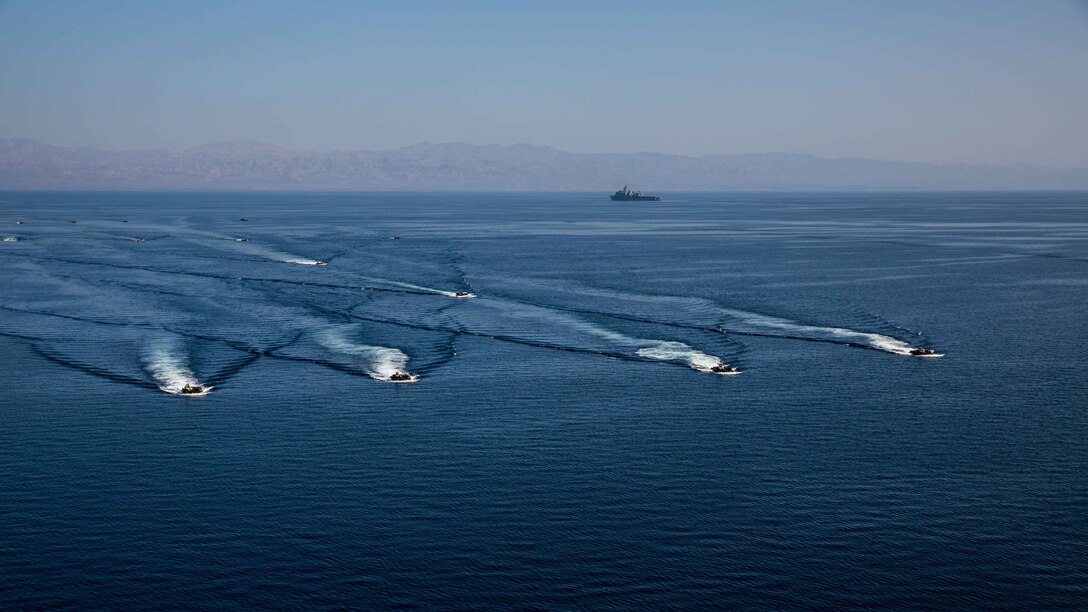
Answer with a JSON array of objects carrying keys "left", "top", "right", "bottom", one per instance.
[
  {"left": 26, "top": 215, "right": 944, "bottom": 392},
  {"left": 610, "top": 186, "right": 661, "bottom": 201}
]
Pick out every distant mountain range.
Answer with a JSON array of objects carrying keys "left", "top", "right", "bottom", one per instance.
[{"left": 2, "top": 138, "right": 1086, "bottom": 190}]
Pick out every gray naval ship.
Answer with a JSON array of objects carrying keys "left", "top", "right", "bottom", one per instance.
[{"left": 610, "top": 186, "right": 661, "bottom": 201}]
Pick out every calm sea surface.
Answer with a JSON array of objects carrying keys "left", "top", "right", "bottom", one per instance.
[{"left": 1, "top": 191, "right": 1086, "bottom": 608}]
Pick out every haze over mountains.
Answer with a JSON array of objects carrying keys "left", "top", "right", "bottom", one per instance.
[{"left": 2, "top": 138, "right": 1086, "bottom": 191}]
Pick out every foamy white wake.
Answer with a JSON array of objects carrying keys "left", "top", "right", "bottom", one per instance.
[
  {"left": 357, "top": 275, "right": 472, "bottom": 298},
  {"left": 636, "top": 342, "right": 727, "bottom": 372},
  {"left": 316, "top": 328, "right": 416, "bottom": 382},
  {"left": 143, "top": 336, "right": 209, "bottom": 395},
  {"left": 477, "top": 299, "right": 731, "bottom": 373},
  {"left": 481, "top": 277, "right": 929, "bottom": 356},
  {"left": 185, "top": 234, "right": 326, "bottom": 266},
  {"left": 725, "top": 310, "right": 917, "bottom": 355},
  {"left": 251, "top": 246, "right": 324, "bottom": 266}
]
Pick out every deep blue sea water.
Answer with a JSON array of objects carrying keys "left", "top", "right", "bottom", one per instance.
[{"left": 1, "top": 191, "right": 1086, "bottom": 608}]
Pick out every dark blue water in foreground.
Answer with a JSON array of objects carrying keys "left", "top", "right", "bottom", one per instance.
[{"left": 1, "top": 191, "right": 1086, "bottom": 608}]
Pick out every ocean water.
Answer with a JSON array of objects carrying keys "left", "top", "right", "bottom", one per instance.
[{"left": 1, "top": 191, "right": 1086, "bottom": 608}]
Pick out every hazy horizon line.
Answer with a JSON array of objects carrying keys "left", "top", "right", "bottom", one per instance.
[{"left": 5, "top": 136, "right": 1083, "bottom": 171}]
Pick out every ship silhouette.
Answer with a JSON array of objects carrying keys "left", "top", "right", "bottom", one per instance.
[{"left": 610, "top": 186, "right": 661, "bottom": 201}]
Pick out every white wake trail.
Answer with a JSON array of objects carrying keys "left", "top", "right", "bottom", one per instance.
[
  {"left": 477, "top": 299, "right": 731, "bottom": 373},
  {"left": 721, "top": 309, "right": 917, "bottom": 355},
  {"left": 143, "top": 336, "right": 210, "bottom": 395},
  {"left": 181, "top": 234, "right": 326, "bottom": 266},
  {"left": 357, "top": 275, "right": 473, "bottom": 298},
  {"left": 636, "top": 342, "right": 726, "bottom": 372},
  {"left": 483, "top": 277, "right": 931, "bottom": 357},
  {"left": 316, "top": 328, "right": 416, "bottom": 382},
  {"left": 238, "top": 242, "right": 325, "bottom": 266}
]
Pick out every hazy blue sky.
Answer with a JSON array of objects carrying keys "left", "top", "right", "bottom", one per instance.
[{"left": 2, "top": 1, "right": 1087, "bottom": 166}]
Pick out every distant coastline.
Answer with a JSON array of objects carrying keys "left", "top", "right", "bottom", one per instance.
[{"left": 3, "top": 138, "right": 1086, "bottom": 191}]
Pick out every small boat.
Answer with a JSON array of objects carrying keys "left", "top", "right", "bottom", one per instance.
[
  {"left": 239, "top": 217, "right": 248, "bottom": 221},
  {"left": 389, "top": 371, "right": 414, "bottom": 382},
  {"left": 180, "top": 383, "right": 205, "bottom": 394},
  {"left": 453, "top": 291, "right": 476, "bottom": 298},
  {"left": 2, "top": 236, "right": 18, "bottom": 242},
  {"left": 711, "top": 364, "right": 738, "bottom": 374},
  {"left": 314, "top": 260, "right": 328, "bottom": 266},
  {"left": 390, "top": 235, "right": 401, "bottom": 240},
  {"left": 16, "top": 221, "right": 24, "bottom": 224},
  {"left": 235, "top": 237, "right": 249, "bottom": 242},
  {"left": 133, "top": 237, "right": 146, "bottom": 242},
  {"left": 909, "top": 347, "right": 941, "bottom": 357}
]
